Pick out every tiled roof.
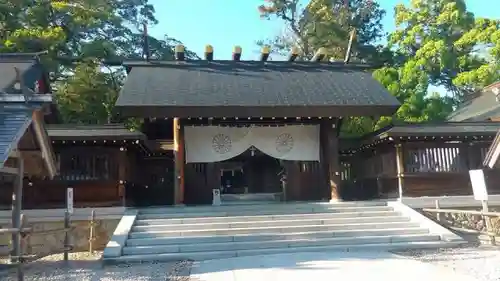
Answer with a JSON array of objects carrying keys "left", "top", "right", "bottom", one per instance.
[
  {"left": 115, "top": 60, "right": 400, "bottom": 117},
  {"left": 0, "top": 106, "right": 33, "bottom": 168},
  {"left": 379, "top": 122, "right": 500, "bottom": 137},
  {"left": 340, "top": 122, "right": 500, "bottom": 152},
  {"left": 0, "top": 53, "right": 55, "bottom": 173},
  {"left": 448, "top": 82, "right": 500, "bottom": 121}
]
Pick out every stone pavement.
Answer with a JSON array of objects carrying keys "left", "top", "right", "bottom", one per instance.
[{"left": 190, "top": 251, "right": 480, "bottom": 281}]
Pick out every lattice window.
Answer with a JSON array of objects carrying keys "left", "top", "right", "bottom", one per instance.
[
  {"left": 58, "top": 152, "right": 115, "bottom": 181},
  {"left": 404, "top": 147, "right": 466, "bottom": 173}
]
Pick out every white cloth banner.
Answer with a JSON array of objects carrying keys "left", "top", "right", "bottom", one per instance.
[{"left": 184, "top": 125, "right": 320, "bottom": 163}]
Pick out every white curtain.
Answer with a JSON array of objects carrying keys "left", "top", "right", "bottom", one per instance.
[
  {"left": 184, "top": 126, "right": 252, "bottom": 163},
  {"left": 252, "top": 126, "right": 320, "bottom": 161},
  {"left": 184, "top": 125, "right": 320, "bottom": 163}
]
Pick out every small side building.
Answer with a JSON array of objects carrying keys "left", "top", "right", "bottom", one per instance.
[
  {"left": 0, "top": 53, "right": 58, "bottom": 197},
  {"left": 24, "top": 124, "right": 147, "bottom": 209},
  {"left": 342, "top": 122, "right": 500, "bottom": 200},
  {"left": 0, "top": 53, "right": 59, "bottom": 258}
]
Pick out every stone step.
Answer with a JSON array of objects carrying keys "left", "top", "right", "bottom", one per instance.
[
  {"left": 105, "top": 240, "right": 465, "bottom": 264},
  {"left": 221, "top": 193, "right": 279, "bottom": 202},
  {"left": 136, "top": 201, "right": 388, "bottom": 215},
  {"left": 136, "top": 206, "right": 393, "bottom": 220},
  {"left": 131, "top": 215, "right": 410, "bottom": 232},
  {"left": 122, "top": 234, "right": 440, "bottom": 255},
  {"left": 134, "top": 210, "right": 401, "bottom": 226},
  {"left": 126, "top": 227, "right": 430, "bottom": 246},
  {"left": 128, "top": 221, "right": 420, "bottom": 239},
  {"left": 221, "top": 200, "right": 279, "bottom": 206}
]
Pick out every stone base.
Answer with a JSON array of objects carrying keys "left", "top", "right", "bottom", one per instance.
[
  {"left": 221, "top": 193, "right": 281, "bottom": 203},
  {"left": 0, "top": 219, "right": 119, "bottom": 258}
]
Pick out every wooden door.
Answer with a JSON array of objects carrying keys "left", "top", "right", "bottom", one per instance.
[
  {"left": 185, "top": 163, "right": 220, "bottom": 205},
  {"left": 283, "top": 161, "right": 325, "bottom": 201},
  {"left": 131, "top": 158, "right": 174, "bottom": 206}
]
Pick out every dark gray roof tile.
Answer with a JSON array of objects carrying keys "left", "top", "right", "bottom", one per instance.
[
  {"left": 448, "top": 82, "right": 500, "bottom": 121},
  {"left": 375, "top": 122, "right": 500, "bottom": 139},
  {"left": 0, "top": 107, "right": 33, "bottom": 168},
  {"left": 116, "top": 61, "right": 400, "bottom": 117}
]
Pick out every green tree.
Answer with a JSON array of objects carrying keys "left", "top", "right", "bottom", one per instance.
[
  {"left": 259, "top": 0, "right": 500, "bottom": 137},
  {"left": 386, "top": 0, "right": 500, "bottom": 97},
  {"left": 55, "top": 60, "right": 121, "bottom": 124},
  {"left": 258, "top": 0, "right": 392, "bottom": 136},
  {"left": 0, "top": 0, "right": 197, "bottom": 126},
  {"left": 373, "top": 0, "right": 500, "bottom": 128},
  {"left": 257, "top": 0, "right": 386, "bottom": 61}
]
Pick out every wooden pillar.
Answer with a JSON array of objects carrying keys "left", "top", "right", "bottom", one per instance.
[
  {"left": 319, "top": 123, "right": 329, "bottom": 200},
  {"left": 466, "top": 143, "right": 480, "bottom": 169},
  {"left": 11, "top": 156, "right": 24, "bottom": 263},
  {"left": 395, "top": 143, "right": 405, "bottom": 200},
  {"left": 321, "top": 119, "right": 341, "bottom": 201},
  {"left": 117, "top": 148, "right": 127, "bottom": 206},
  {"left": 173, "top": 118, "right": 185, "bottom": 204}
]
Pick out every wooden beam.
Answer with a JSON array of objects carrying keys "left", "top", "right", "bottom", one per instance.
[
  {"left": 395, "top": 144, "right": 405, "bottom": 200},
  {"left": 10, "top": 157, "right": 24, "bottom": 263},
  {"left": 32, "top": 110, "right": 57, "bottom": 178},
  {"left": 117, "top": 149, "right": 127, "bottom": 206},
  {"left": 344, "top": 29, "right": 357, "bottom": 64},
  {"left": 18, "top": 151, "right": 41, "bottom": 157},
  {"left": 321, "top": 119, "right": 341, "bottom": 201},
  {"left": 8, "top": 150, "right": 20, "bottom": 158},
  {"left": 0, "top": 166, "right": 18, "bottom": 175},
  {"left": 484, "top": 130, "right": 500, "bottom": 169},
  {"left": 173, "top": 118, "right": 185, "bottom": 205}
]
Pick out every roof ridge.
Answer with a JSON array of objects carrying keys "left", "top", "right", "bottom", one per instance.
[{"left": 123, "top": 60, "right": 375, "bottom": 69}]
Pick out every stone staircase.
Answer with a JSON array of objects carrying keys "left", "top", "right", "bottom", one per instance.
[{"left": 103, "top": 201, "right": 465, "bottom": 263}]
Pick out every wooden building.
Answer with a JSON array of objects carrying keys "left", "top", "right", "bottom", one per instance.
[
  {"left": 2, "top": 51, "right": 500, "bottom": 210},
  {"left": 113, "top": 46, "right": 401, "bottom": 205},
  {"left": 340, "top": 122, "right": 500, "bottom": 200},
  {"left": 0, "top": 53, "right": 59, "bottom": 259},
  {"left": 0, "top": 53, "right": 58, "bottom": 188}
]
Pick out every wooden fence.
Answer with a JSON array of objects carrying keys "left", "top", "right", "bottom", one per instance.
[{"left": 0, "top": 210, "right": 98, "bottom": 281}]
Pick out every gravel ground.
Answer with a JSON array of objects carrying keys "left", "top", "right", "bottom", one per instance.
[
  {"left": 1, "top": 246, "right": 499, "bottom": 281},
  {"left": 0, "top": 252, "right": 193, "bottom": 281},
  {"left": 392, "top": 245, "right": 500, "bottom": 281}
]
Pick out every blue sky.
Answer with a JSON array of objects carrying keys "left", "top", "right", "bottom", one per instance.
[{"left": 147, "top": 0, "right": 498, "bottom": 60}]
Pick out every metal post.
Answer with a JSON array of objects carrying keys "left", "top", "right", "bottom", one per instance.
[
  {"left": 11, "top": 157, "right": 24, "bottom": 264},
  {"left": 63, "top": 211, "right": 70, "bottom": 261}
]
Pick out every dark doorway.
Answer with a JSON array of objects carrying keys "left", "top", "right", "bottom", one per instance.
[
  {"left": 127, "top": 158, "right": 174, "bottom": 207},
  {"left": 219, "top": 149, "right": 282, "bottom": 194}
]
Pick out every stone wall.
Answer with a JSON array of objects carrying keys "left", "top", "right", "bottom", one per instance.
[
  {"left": 0, "top": 219, "right": 119, "bottom": 258},
  {"left": 421, "top": 207, "right": 500, "bottom": 235}
]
